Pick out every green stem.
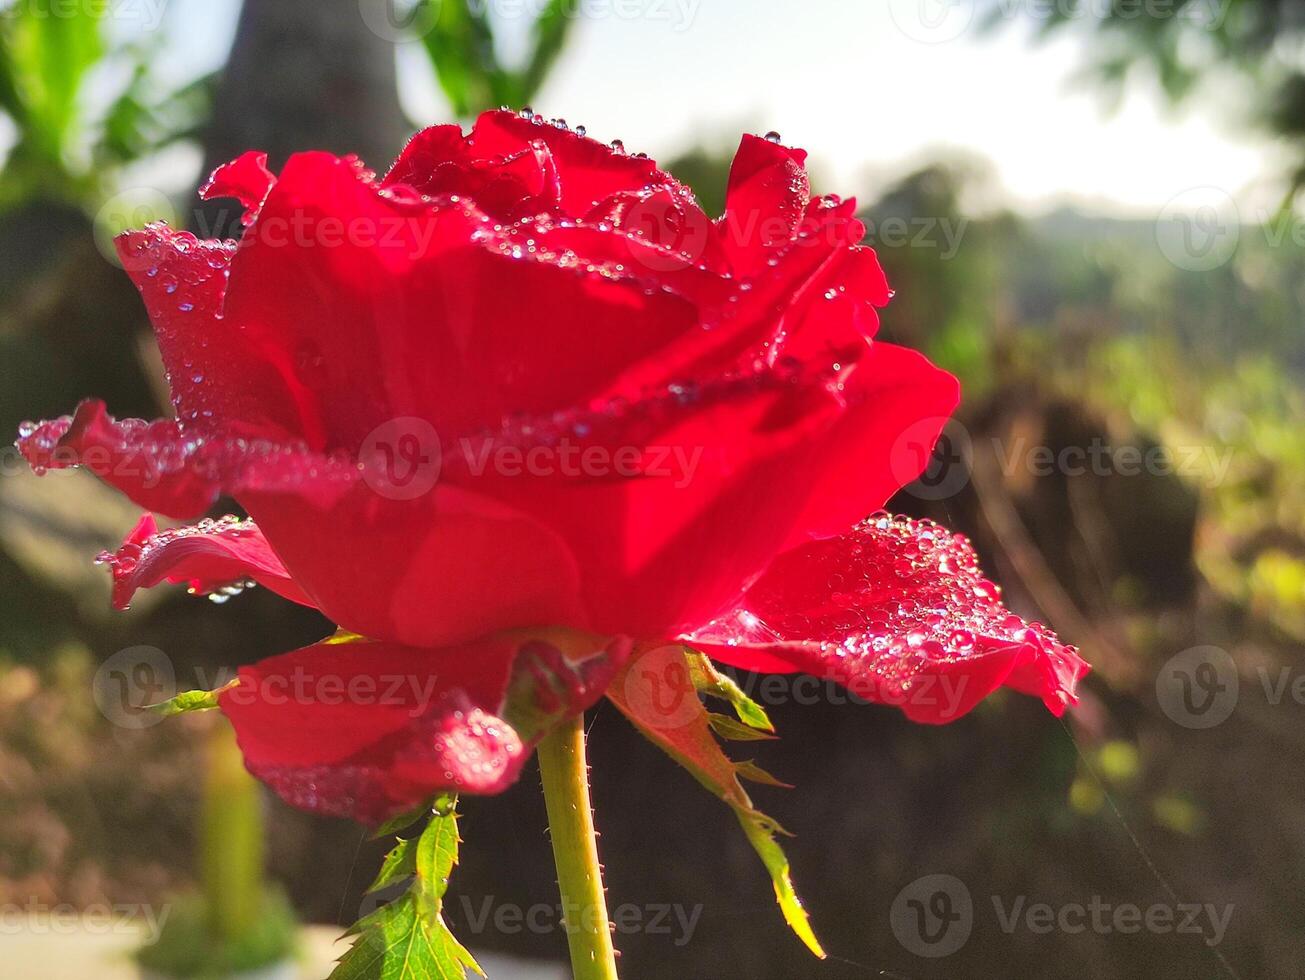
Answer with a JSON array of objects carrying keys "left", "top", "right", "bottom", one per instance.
[
  {"left": 201, "top": 721, "right": 264, "bottom": 942},
  {"left": 537, "top": 713, "right": 619, "bottom": 980}
]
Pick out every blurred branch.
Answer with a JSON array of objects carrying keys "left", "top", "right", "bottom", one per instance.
[{"left": 970, "top": 442, "right": 1134, "bottom": 683}]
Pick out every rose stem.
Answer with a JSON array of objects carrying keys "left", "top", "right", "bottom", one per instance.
[
  {"left": 202, "top": 721, "right": 264, "bottom": 944},
  {"left": 537, "top": 713, "right": 619, "bottom": 980}
]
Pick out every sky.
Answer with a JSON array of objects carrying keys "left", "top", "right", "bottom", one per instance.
[{"left": 154, "top": 0, "right": 1276, "bottom": 218}]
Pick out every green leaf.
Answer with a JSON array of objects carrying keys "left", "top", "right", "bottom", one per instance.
[
  {"left": 97, "top": 61, "right": 217, "bottom": 166},
  {"left": 413, "top": 0, "right": 578, "bottom": 117},
  {"left": 416, "top": 0, "right": 499, "bottom": 117},
  {"left": 148, "top": 684, "right": 233, "bottom": 718},
  {"left": 734, "top": 760, "right": 793, "bottom": 789},
  {"left": 607, "top": 646, "right": 824, "bottom": 959},
  {"left": 686, "top": 650, "right": 774, "bottom": 732},
  {"left": 1, "top": 1, "right": 104, "bottom": 162},
  {"left": 369, "top": 805, "right": 429, "bottom": 842},
  {"left": 367, "top": 838, "right": 418, "bottom": 896},
  {"left": 707, "top": 712, "right": 777, "bottom": 742},
  {"left": 513, "top": 0, "right": 577, "bottom": 108},
  {"left": 332, "top": 796, "right": 483, "bottom": 980}
]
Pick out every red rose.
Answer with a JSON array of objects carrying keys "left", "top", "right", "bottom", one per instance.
[{"left": 20, "top": 110, "right": 1087, "bottom": 822}]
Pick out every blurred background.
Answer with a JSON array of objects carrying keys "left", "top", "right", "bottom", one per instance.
[{"left": 0, "top": 1, "right": 1302, "bottom": 978}]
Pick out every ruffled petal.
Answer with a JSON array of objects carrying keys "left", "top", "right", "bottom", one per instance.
[
  {"left": 96, "top": 513, "right": 314, "bottom": 610},
  {"left": 254, "top": 340, "right": 954, "bottom": 649},
  {"left": 442, "top": 363, "right": 850, "bottom": 642},
  {"left": 687, "top": 515, "right": 1089, "bottom": 722},
  {"left": 114, "top": 223, "right": 308, "bottom": 439},
  {"left": 383, "top": 111, "right": 693, "bottom": 220},
  {"left": 464, "top": 111, "right": 683, "bottom": 215},
  {"left": 241, "top": 480, "right": 587, "bottom": 649},
  {"left": 16, "top": 399, "right": 357, "bottom": 519},
  {"left": 779, "top": 342, "right": 961, "bottom": 545},
  {"left": 383, "top": 125, "right": 562, "bottom": 220},
  {"left": 217, "top": 631, "right": 630, "bottom": 823},
  {"left": 580, "top": 185, "right": 726, "bottom": 274},
  {"left": 667, "top": 197, "right": 881, "bottom": 380},
  {"left": 224, "top": 151, "right": 701, "bottom": 449},
  {"left": 718, "top": 134, "right": 811, "bottom": 275},
  {"left": 200, "top": 150, "right": 276, "bottom": 225}
]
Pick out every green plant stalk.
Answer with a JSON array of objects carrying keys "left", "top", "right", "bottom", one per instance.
[
  {"left": 201, "top": 721, "right": 264, "bottom": 943},
  {"left": 537, "top": 713, "right": 619, "bottom": 980}
]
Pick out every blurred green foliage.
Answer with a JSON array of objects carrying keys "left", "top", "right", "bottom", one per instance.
[
  {"left": 0, "top": 0, "right": 213, "bottom": 211},
  {"left": 983, "top": 0, "right": 1305, "bottom": 194},
  {"left": 414, "top": 0, "right": 576, "bottom": 117}
]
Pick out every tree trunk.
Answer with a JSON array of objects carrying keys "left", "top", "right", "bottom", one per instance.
[{"left": 195, "top": 0, "right": 409, "bottom": 237}]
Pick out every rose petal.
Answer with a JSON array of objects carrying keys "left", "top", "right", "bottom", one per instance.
[
  {"left": 268, "top": 340, "right": 954, "bottom": 649},
  {"left": 16, "top": 399, "right": 357, "bottom": 519},
  {"left": 467, "top": 110, "right": 681, "bottom": 215},
  {"left": 448, "top": 364, "right": 849, "bottom": 641},
  {"left": 666, "top": 197, "right": 882, "bottom": 380},
  {"left": 780, "top": 342, "right": 961, "bottom": 545},
  {"left": 242, "top": 480, "right": 588, "bottom": 649},
  {"left": 97, "top": 513, "right": 314, "bottom": 610},
  {"left": 687, "top": 515, "right": 1089, "bottom": 722},
  {"left": 218, "top": 631, "right": 630, "bottom": 823},
  {"left": 718, "top": 134, "right": 811, "bottom": 275},
  {"left": 200, "top": 150, "right": 276, "bottom": 225},
  {"left": 114, "top": 223, "right": 308, "bottom": 439},
  {"left": 383, "top": 126, "right": 562, "bottom": 220},
  {"left": 224, "top": 151, "right": 701, "bottom": 449}
]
